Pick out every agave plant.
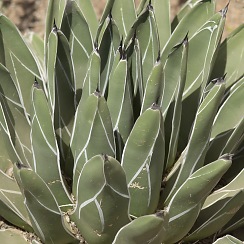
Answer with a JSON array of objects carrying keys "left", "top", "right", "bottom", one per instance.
[{"left": 0, "top": 0, "right": 243, "bottom": 243}]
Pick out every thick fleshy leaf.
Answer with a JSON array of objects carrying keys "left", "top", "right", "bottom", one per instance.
[
  {"left": 15, "top": 166, "right": 78, "bottom": 244},
  {"left": 0, "top": 170, "right": 32, "bottom": 231},
  {"left": 0, "top": 64, "right": 32, "bottom": 167},
  {"left": 161, "top": 156, "right": 232, "bottom": 243},
  {"left": 178, "top": 8, "right": 226, "bottom": 151},
  {"left": 113, "top": 211, "right": 169, "bottom": 244},
  {"left": 220, "top": 205, "right": 244, "bottom": 235},
  {"left": 0, "top": 124, "right": 13, "bottom": 172},
  {"left": 127, "top": 37, "right": 143, "bottom": 105},
  {"left": 95, "top": 0, "right": 115, "bottom": 44},
  {"left": 171, "top": 0, "right": 215, "bottom": 31},
  {"left": 221, "top": 119, "right": 244, "bottom": 156},
  {"left": 124, "top": 3, "right": 160, "bottom": 88},
  {"left": 98, "top": 16, "right": 120, "bottom": 96},
  {"left": 163, "top": 79, "right": 225, "bottom": 204},
  {"left": 81, "top": 49, "right": 101, "bottom": 102},
  {"left": 70, "top": 92, "right": 115, "bottom": 197},
  {"left": 73, "top": 0, "right": 98, "bottom": 40},
  {"left": 46, "top": 27, "right": 76, "bottom": 163},
  {"left": 210, "top": 24, "right": 244, "bottom": 89},
  {"left": 121, "top": 105, "right": 164, "bottom": 217},
  {"left": 71, "top": 155, "right": 130, "bottom": 244},
  {"left": 111, "top": 0, "right": 136, "bottom": 38},
  {"left": 31, "top": 84, "right": 72, "bottom": 207},
  {"left": 0, "top": 14, "right": 44, "bottom": 115},
  {"left": 54, "top": 30, "right": 76, "bottom": 163},
  {"left": 0, "top": 229, "right": 30, "bottom": 244},
  {"left": 24, "top": 32, "right": 45, "bottom": 76},
  {"left": 213, "top": 235, "right": 243, "bottom": 244},
  {"left": 206, "top": 169, "right": 244, "bottom": 234},
  {"left": 140, "top": 56, "right": 163, "bottom": 114},
  {"left": 185, "top": 190, "right": 244, "bottom": 241},
  {"left": 107, "top": 57, "right": 134, "bottom": 144},
  {"left": 185, "top": 170, "right": 244, "bottom": 241},
  {"left": 136, "top": 4, "right": 160, "bottom": 88},
  {"left": 62, "top": 0, "right": 93, "bottom": 100},
  {"left": 161, "top": 0, "right": 215, "bottom": 62},
  {"left": 152, "top": 0, "right": 170, "bottom": 50},
  {"left": 206, "top": 80, "right": 244, "bottom": 163},
  {"left": 163, "top": 36, "right": 188, "bottom": 170},
  {"left": 212, "top": 69, "right": 243, "bottom": 133},
  {"left": 46, "top": 29, "right": 58, "bottom": 113},
  {"left": 161, "top": 36, "right": 188, "bottom": 116},
  {"left": 203, "top": 169, "right": 244, "bottom": 209},
  {"left": 222, "top": 151, "right": 244, "bottom": 186},
  {"left": 0, "top": 99, "right": 19, "bottom": 170},
  {"left": 45, "top": 0, "right": 67, "bottom": 47}
]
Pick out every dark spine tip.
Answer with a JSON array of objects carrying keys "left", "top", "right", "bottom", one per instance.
[
  {"left": 151, "top": 103, "right": 160, "bottom": 110},
  {"left": 212, "top": 74, "right": 226, "bottom": 85},
  {"left": 119, "top": 37, "right": 123, "bottom": 54},
  {"left": 220, "top": 153, "right": 233, "bottom": 161},
  {"left": 16, "top": 161, "right": 22, "bottom": 169},
  {"left": 102, "top": 154, "right": 109, "bottom": 161},
  {"left": 132, "top": 31, "right": 137, "bottom": 42},
  {"left": 147, "top": 0, "right": 153, "bottom": 11},
  {"left": 169, "top": 32, "right": 189, "bottom": 57},
  {"left": 118, "top": 36, "right": 126, "bottom": 60},
  {"left": 119, "top": 36, "right": 123, "bottom": 50},
  {"left": 94, "top": 42, "right": 99, "bottom": 52},
  {"left": 94, "top": 39, "right": 99, "bottom": 51},
  {"left": 94, "top": 88, "right": 101, "bottom": 97},
  {"left": 33, "top": 77, "right": 40, "bottom": 88},
  {"left": 120, "top": 50, "right": 127, "bottom": 60},
  {"left": 108, "top": 11, "right": 112, "bottom": 20},
  {"left": 156, "top": 50, "right": 161, "bottom": 62},
  {"left": 53, "top": 19, "right": 58, "bottom": 32},
  {"left": 155, "top": 210, "right": 167, "bottom": 218},
  {"left": 219, "top": 1, "right": 229, "bottom": 18},
  {"left": 183, "top": 32, "right": 189, "bottom": 46},
  {"left": 16, "top": 161, "right": 28, "bottom": 169}
]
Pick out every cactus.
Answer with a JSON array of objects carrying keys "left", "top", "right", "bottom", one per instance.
[{"left": 0, "top": 0, "right": 243, "bottom": 243}]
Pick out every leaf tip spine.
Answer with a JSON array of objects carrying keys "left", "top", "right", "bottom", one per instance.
[
  {"left": 102, "top": 154, "right": 109, "bottom": 162},
  {"left": 52, "top": 19, "right": 58, "bottom": 32},
  {"left": 220, "top": 153, "right": 234, "bottom": 161},
  {"left": 211, "top": 74, "right": 226, "bottom": 85},
  {"left": 16, "top": 161, "right": 28, "bottom": 170},
  {"left": 183, "top": 32, "right": 189, "bottom": 46},
  {"left": 94, "top": 42, "right": 99, "bottom": 52},
  {"left": 169, "top": 33, "right": 188, "bottom": 57},
  {"left": 156, "top": 50, "right": 161, "bottom": 63},
  {"left": 155, "top": 210, "right": 167, "bottom": 218},
  {"left": 151, "top": 103, "right": 160, "bottom": 110},
  {"left": 94, "top": 88, "right": 101, "bottom": 97},
  {"left": 219, "top": 0, "right": 230, "bottom": 18},
  {"left": 108, "top": 10, "right": 112, "bottom": 20},
  {"left": 147, "top": 0, "right": 153, "bottom": 11},
  {"left": 33, "top": 77, "right": 41, "bottom": 89},
  {"left": 119, "top": 36, "right": 127, "bottom": 60}
]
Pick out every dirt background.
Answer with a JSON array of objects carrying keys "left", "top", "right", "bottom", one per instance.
[{"left": 0, "top": 0, "right": 243, "bottom": 39}]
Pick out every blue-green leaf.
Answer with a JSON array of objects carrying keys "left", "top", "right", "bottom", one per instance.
[
  {"left": 163, "top": 79, "right": 225, "bottom": 204},
  {"left": 71, "top": 155, "right": 130, "bottom": 244},
  {"left": 161, "top": 156, "right": 232, "bottom": 243},
  {"left": 70, "top": 92, "right": 115, "bottom": 197},
  {"left": 31, "top": 84, "right": 72, "bottom": 208}
]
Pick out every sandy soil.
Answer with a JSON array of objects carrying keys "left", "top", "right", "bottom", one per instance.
[{"left": 0, "top": 0, "right": 243, "bottom": 39}]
